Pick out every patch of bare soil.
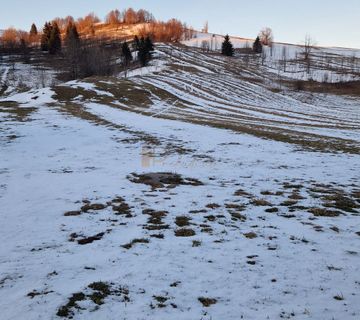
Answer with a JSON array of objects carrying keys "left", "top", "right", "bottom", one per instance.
[{"left": 128, "top": 172, "right": 203, "bottom": 189}]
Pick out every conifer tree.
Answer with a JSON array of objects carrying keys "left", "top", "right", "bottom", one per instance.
[
  {"left": 122, "top": 41, "right": 133, "bottom": 65},
  {"left": 48, "top": 22, "right": 61, "bottom": 54},
  {"left": 138, "top": 36, "right": 152, "bottom": 67},
  {"left": 41, "top": 22, "right": 52, "bottom": 51},
  {"left": 221, "top": 34, "right": 234, "bottom": 57},
  {"left": 65, "top": 22, "right": 81, "bottom": 78},
  {"left": 65, "top": 22, "right": 80, "bottom": 43},
  {"left": 29, "top": 23, "right": 38, "bottom": 44},
  {"left": 253, "top": 36, "right": 263, "bottom": 54},
  {"left": 133, "top": 35, "right": 140, "bottom": 51},
  {"left": 145, "top": 36, "right": 154, "bottom": 52},
  {"left": 30, "top": 23, "right": 38, "bottom": 36}
]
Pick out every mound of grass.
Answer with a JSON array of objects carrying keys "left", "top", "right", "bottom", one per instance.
[
  {"left": 175, "top": 228, "right": 196, "bottom": 237},
  {"left": 309, "top": 208, "right": 341, "bottom": 217},
  {"left": 175, "top": 216, "right": 191, "bottom": 227}
]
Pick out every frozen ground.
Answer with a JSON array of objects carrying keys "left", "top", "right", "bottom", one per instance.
[
  {"left": 0, "top": 81, "right": 360, "bottom": 319},
  {"left": 1, "top": 40, "right": 360, "bottom": 319}
]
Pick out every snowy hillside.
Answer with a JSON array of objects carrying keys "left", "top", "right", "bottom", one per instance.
[
  {"left": 0, "top": 37, "right": 360, "bottom": 320},
  {"left": 183, "top": 32, "right": 360, "bottom": 82}
]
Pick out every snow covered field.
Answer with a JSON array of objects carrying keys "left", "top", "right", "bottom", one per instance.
[{"left": 0, "top": 42, "right": 360, "bottom": 320}]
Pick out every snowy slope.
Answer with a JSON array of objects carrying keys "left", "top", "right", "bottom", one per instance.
[{"left": 0, "top": 81, "right": 360, "bottom": 319}]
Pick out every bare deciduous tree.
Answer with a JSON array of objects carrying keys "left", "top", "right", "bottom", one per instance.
[
  {"left": 202, "top": 21, "right": 209, "bottom": 33},
  {"left": 105, "top": 9, "right": 121, "bottom": 25},
  {"left": 201, "top": 40, "right": 210, "bottom": 52},
  {"left": 259, "top": 27, "right": 274, "bottom": 46},
  {"left": 303, "top": 34, "right": 316, "bottom": 74}
]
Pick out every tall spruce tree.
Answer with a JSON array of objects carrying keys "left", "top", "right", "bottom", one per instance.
[
  {"left": 253, "top": 36, "right": 262, "bottom": 54},
  {"left": 30, "top": 23, "right": 38, "bottom": 36},
  {"left": 221, "top": 35, "right": 234, "bottom": 56},
  {"left": 122, "top": 41, "right": 132, "bottom": 65},
  {"left": 41, "top": 22, "right": 52, "bottom": 51},
  {"left": 29, "top": 23, "right": 38, "bottom": 44},
  {"left": 145, "top": 36, "right": 154, "bottom": 52},
  {"left": 65, "top": 22, "right": 80, "bottom": 44},
  {"left": 65, "top": 22, "right": 81, "bottom": 79},
  {"left": 48, "top": 22, "right": 61, "bottom": 54},
  {"left": 133, "top": 35, "right": 140, "bottom": 51},
  {"left": 138, "top": 36, "right": 152, "bottom": 67}
]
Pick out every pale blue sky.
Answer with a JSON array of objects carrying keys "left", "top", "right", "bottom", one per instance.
[{"left": 1, "top": 0, "right": 359, "bottom": 48}]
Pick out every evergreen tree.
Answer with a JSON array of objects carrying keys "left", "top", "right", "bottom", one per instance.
[
  {"left": 65, "top": 22, "right": 81, "bottom": 79},
  {"left": 253, "top": 36, "right": 262, "bottom": 54},
  {"left": 138, "top": 37, "right": 151, "bottom": 67},
  {"left": 48, "top": 22, "right": 61, "bottom": 54},
  {"left": 65, "top": 22, "right": 80, "bottom": 48},
  {"left": 145, "top": 36, "right": 154, "bottom": 52},
  {"left": 122, "top": 41, "right": 133, "bottom": 65},
  {"left": 30, "top": 23, "right": 38, "bottom": 36},
  {"left": 221, "top": 34, "right": 234, "bottom": 57},
  {"left": 133, "top": 35, "right": 140, "bottom": 51},
  {"left": 29, "top": 23, "right": 38, "bottom": 44},
  {"left": 41, "top": 22, "right": 52, "bottom": 51}
]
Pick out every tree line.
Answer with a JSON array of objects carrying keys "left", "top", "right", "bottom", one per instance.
[{"left": 0, "top": 7, "right": 195, "bottom": 51}]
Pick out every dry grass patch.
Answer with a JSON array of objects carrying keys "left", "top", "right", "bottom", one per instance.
[
  {"left": 175, "top": 228, "right": 196, "bottom": 237},
  {"left": 81, "top": 203, "right": 107, "bottom": 212},
  {"left": 309, "top": 208, "right": 341, "bottom": 217},
  {"left": 243, "top": 232, "right": 258, "bottom": 239},
  {"left": 122, "top": 238, "right": 149, "bottom": 250},
  {"left": 206, "top": 203, "right": 221, "bottom": 209},
  {"left": 198, "top": 297, "right": 217, "bottom": 307},
  {"left": 175, "top": 216, "right": 191, "bottom": 227},
  {"left": 234, "top": 189, "right": 252, "bottom": 197},
  {"left": 251, "top": 198, "right": 272, "bottom": 206}
]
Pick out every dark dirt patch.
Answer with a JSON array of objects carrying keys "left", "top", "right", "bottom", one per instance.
[
  {"left": 27, "top": 289, "right": 54, "bottom": 299},
  {"left": 76, "top": 232, "right": 105, "bottom": 245},
  {"left": 265, "top": 207, "right": 279, "bottom": 213},
  {"left": 128, "top": 172, "right": 203, "bottom": 189},
  {"left": 64, "top": 210, "right": 82, "bottom": 217}
]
